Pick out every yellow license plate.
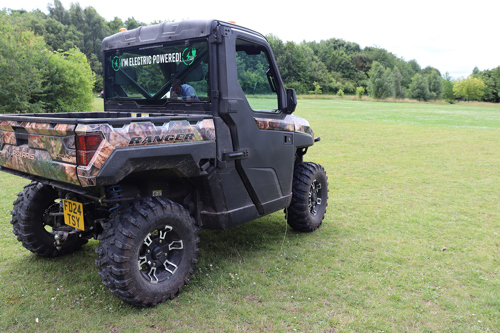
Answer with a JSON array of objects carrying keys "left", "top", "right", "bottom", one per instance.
[{"left": 62, "top": 199, "right": 85, "bottom": 231}]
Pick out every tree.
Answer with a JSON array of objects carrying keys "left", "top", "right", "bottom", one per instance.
[
  {"left": 407, "top": 60, "right": 421, "bottom": 74},
  {"left": 43, "top": 18, "right": 83, "bottom": 51},
  {"left": 368, "top": 61, "right": 394, "bottom": 99},
  {"left": 422, "top": 66, "right": 441, "bottom": 77},
  {"left": 43, "top": 48, "right": 95, "bottom": 112},
  {"left": 326, "top": 49, "right": 357, "bottom": 80},
  {"left": 427, "top": 70, "right": 443, "bottom": 100},
  {"left": 442, "top": 72, "right": 455, "bottom": 101},
  {"left": 69, "top": 3, "right": 85, "bottom": 29},
  {"left": 47, "top": 0, "right": 69, "bottom": 25},
  {"left": 408, "top": 73, "right": 432, "bottom": 101},
  {"left": 124, "top": 17, "right": 144, "bottom": 30},
  {"left": 301, "top": 47, "right": 331, "bottom": 94},
  {"left": 453, "top": 76, "right": 486, "bottom": 102},
  {"left": 82, "top": 7, "right": 109, "bottom": 59},
  {"left": 6, "top": 9, "right": 47, "bottom": 35},
  {"left": 0, "top": 12, "right": 47, "bottom": 113},
  {"left": 88, "top": 53, "right": 103, "bottom": 92},
  {"left": 392, "top": 66, "right": 405, "bottom": 99},
  {"left": 108, "top": 17, "right": 124, "bottom": 34},
  {"left": 473, "top": 67, "right": 500, "bottom": 102},
  {"left": 268, "top": 35, "right": 308, "bottom": 86},
  {"left": 268, "top": 35, "right": 311, "bottom": 93},
  {"left": 364, "top": 46, "right": 398, "bottom": 71},
  {"left": 1, "top": 12, "right": 94, "bottom": 113}
]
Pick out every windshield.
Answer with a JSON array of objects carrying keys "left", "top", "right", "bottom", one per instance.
[{"left": 104, "top": 40, "right": 209, "bottom": 103}]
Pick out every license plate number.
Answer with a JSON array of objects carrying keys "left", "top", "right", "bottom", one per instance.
[{"left": 62, "top": 199, "right": 84, "bottom": 231}]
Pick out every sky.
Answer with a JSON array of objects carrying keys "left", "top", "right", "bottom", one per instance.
[{"left": 3, "top": 0, "right": 499, "bottom": 78}]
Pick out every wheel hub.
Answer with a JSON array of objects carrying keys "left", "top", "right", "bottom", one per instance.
[
  {"left": 138, "top": 225, "right": 184, "bottom": 283},
  {"left": 152, "top": 246, "right": 165, "bottom": 260},
  {"left": 308, "top": 179, "right": 322, "bottom": 216}
]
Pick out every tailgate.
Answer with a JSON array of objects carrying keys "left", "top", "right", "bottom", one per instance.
[
  {"left": 0, "top": 120, "right": 79, "bottom": 184},
  {"left": 0, "top": 115, "right": 216, "bottom": 187}
]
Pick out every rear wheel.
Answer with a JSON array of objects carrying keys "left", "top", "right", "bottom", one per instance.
[
  {"left": 287, "top": 162, "right": 328, "bottom": 232},
  {"left": 11, "top": 182, "right": 87, "bottom": 257},
  {"left": 95, "top": 197, "right": 199, "bottom": 307}
]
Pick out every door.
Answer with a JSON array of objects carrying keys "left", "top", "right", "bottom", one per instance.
[{"left": 220, "top": 34, "right": 295, "bottom": 215}]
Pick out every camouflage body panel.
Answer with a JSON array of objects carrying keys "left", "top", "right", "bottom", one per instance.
[
  {"left": 0, "top": 121, "right": 79, "bottom": 184},
  {"left": 76, "top": 118, "right": 215, "bottom": 187},
  {"left": 0, "top": 145, "right": 79, "bottom": 185},
  {"left": 22, "top": 122, "right": 76, "bottom": 136},
  {"left": 0, "top": 120, "right": 16, "bottom": 131},
  {"left": 254, "top": 115, "right": 314, "bottom": 137},
  {"left": 0, "top": 131, "right": 16, "bottom": 146},
  {"left": 0, "top": 118, "right": 215, "bottom": 187},
  {"left": 28, "top": 135, "right": 77, "bottom": 163}
]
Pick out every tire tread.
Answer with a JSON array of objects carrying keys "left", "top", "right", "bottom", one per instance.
[{"left": 287, "top": 162, "right": 329, "bottom": 232}]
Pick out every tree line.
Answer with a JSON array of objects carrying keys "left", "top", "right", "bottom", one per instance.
[
  {"left": 267, "top": 36, "right": 500, "bottom": 103},
  {"left": 1, "top": 1, "right": 499, "bottom": 114}
]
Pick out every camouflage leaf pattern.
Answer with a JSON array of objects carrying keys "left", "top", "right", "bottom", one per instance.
[
  {"left": 0, "top": 121, "right": 78, "bottom": 184},
  {"left": 0, "top": 118, "right": 215, "bottom": 187},
  {"left": 76, "top": 118, "right": 215, "bottom": 187}
]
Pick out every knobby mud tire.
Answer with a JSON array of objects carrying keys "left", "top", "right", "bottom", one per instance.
[
  {"left": 287, "top": 162, "right": 329, "bottom": 232},
  {"left": 10, "top": 182, "right": 87, "bottom": 257},
  {"left": 95, "top": 197, "right": 199, "bottom": 307}
]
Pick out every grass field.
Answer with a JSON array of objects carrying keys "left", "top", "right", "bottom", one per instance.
[{"left": 1, "top": 98, "right": 500, "bottom": 332}]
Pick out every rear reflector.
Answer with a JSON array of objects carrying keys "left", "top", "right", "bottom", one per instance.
[{"left": 76, "top": 133, "right": 103, "bottom": 166}]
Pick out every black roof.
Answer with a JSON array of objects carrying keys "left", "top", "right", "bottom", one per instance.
[{"left": 102, "top": 19, "right": 265, "bottom": 51}]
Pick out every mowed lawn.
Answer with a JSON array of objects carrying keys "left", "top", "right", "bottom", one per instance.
[{"left": 1, "top": 98, "right": 499, "bottom": 332}]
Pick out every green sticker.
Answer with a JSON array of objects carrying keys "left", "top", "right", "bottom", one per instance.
[
  {"left": 112, "top": 56, "right": 121, "bottom": 71},
  {"left": 182, "top": 48, "right": 197, "bottom": 66}
]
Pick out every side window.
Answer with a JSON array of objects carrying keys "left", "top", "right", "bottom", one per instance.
[{"left": 236, "top": 39, "right": 279, "bottom": 112}]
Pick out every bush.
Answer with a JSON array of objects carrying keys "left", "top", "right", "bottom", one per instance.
[
  {"left": 0, "top": 14, "right": 95, "bottom": 113},
  {"left": 308, "top": 81, "right": 322, "bottom": 95},
  {"left": 0, "top": 14, "right": 47, "bottom": 113},
  {"left": 44, "top": 48, "right": 95, "bottom": 112},
  {"left": 336, "top": 89, "right": 344, "bottom": 98},
  {"left": 356, "top": 86, "right": 365, "bottom": 99},
  {"left": 286, "top": 81, "right": 308, "bottom": 95}
]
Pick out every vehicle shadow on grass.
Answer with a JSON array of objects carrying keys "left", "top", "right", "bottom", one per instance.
[{"left": 198, "top": 213, "right": 293, "bottom": 256}]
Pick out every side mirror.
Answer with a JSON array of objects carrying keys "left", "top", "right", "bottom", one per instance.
[{"left": 286, "top": 88, "right": 297, "bottom": 114}]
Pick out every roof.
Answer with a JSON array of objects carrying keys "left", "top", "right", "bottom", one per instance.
[{"left": 102, "top": 19, "right": 265, "bottom": 51}]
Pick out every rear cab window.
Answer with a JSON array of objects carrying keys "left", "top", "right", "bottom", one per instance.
[{"left": 104, "top": 39, "right": 209, "bottom": 107}]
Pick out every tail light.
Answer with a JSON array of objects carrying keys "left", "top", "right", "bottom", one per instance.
[{"left": 76, "top": 132, "right": 103, "bottom": 166}]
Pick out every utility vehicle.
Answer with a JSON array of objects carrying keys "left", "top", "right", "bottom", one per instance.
[{"left": 0, "top": 19, "right": 328, "bottom": 306}]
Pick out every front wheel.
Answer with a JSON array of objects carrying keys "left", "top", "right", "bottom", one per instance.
[
  {"left": 286, "top": 162, "right": 329, "bottom": 232},
  {"left": 95, "top": 197, "right": 199, "bottom": 307}
]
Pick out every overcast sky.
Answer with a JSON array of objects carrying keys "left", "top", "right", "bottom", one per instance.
[{"left": 3, "top": 0, "right": 499, "bottom": 78}]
